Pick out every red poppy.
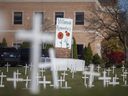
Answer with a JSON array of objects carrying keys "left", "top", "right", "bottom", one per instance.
[
  {"left": 65, "top": 31, "right": 70, "bottom": 37},
  {"left": 57, "top": 32, "right": 63, "bottom": 39}
]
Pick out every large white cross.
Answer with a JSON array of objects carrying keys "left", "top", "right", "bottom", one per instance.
[
  {"left": 83, "top": 64, "right": 100, "bottom": 88},
  {"left": 39, "top": 48, "right": 59, "bottom": 89},
  {"left": 16, "top": 13, "right": 54, "bottom": 94}
]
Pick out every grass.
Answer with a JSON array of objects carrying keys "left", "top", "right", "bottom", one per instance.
[{"left": 0, "top": 67, "right": 128, "bottom": 96}]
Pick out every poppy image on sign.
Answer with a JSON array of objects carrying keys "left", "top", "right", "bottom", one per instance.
[
  {"left": 58, "top": 32, "right": 63, "bottom": 39},
  {"left": 65, "top": 31, "right": 70, "bottom": 37}
]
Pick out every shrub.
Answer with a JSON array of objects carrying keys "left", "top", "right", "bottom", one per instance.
[
  {"left": 84, "top": 43, "right": 93, "bottom": 65},
  {"left": 1, "top": 38, "right": 7, "bottom": 48},
  {"left": 72, "top": 37, "right": 78, "bottom": 59},
  {"left": 92, "top": 53, "right": 102, "bottom": 65},
  {"left": 106, "top": 51, "right": 125, "bottom": 65}
]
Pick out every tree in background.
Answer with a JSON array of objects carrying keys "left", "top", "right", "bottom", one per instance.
[
  {"left": 92, "top": 53, "right": 102, "bottom": 65},
  {"left": 86, "top": 0, "right": 128, "bottom": 65},
  {"left": 1, "top": 38, "right": 7, "bottom": 48},
  {"left": 72, "top": 37, "right": 78, "bottom": 59},
  {"left": 84, "top": 43, "right": 93, "bottom": 65}
]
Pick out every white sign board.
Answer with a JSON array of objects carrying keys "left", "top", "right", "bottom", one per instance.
[{"left": 55, "top": 18, "right": 73, "bottom": 49}]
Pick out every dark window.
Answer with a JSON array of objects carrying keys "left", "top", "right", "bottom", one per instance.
[
  {"left": 14, "top": 12, "right": 23, "bottom": 24},
  {"left": 55, "top": 12, "right": 64, "bottom": 24},
  {"left": 77, "top": 44, "right": 84, "bottom": 59},
  {"left": 75, "top": 12, "right": 84, "bottom": 25}
]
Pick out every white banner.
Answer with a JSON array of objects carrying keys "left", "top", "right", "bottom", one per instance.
[{"left": 55, "top": 18, "right": 73, "bottom": 49}]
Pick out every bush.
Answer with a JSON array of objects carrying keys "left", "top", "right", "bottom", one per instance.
[
  {"left": 92, "top": 53, "right": 102, "bottom": 65},
  {"left": 84, "top": 43, "right": 93, "bottom": 65},
  {"left": 106, "top": 51, "right": 125, "bottom": 65},
  {"left": 1, "top": 38, "right": 7, "bottom": 48},
  {"left": 72, "top": 37, "right": 78, "bottom": 59}
]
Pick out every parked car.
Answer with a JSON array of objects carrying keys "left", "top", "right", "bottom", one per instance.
[
  {"left": 18, "top": 48, "right": 30, "bottom": 66},
  {"left": 0, "top": 47, "right": 20, "bottom": 66},
  {"left": 18, "top": 48, "right": 49, "bottom": 66}
]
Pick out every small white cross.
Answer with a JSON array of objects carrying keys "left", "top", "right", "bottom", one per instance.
[
  {"left": 0, "top": 72, "right": 6, "bottom": 87},
  {"left": 16, "top": 70, "right": 21, "bottom": 79},
  {"left": 16, "top": 13, "right": 54, "bottom": 94},
  {"left": 24, "top": 64, "right": 29, "bottom": 75},
  {"left": 122, "top": 80, "right": 128, "bottom": 87},
  {"left": 83, "top": 64, "right": 100, "bottom": 88},
  {"left": 121, "top": 65, "right": 125, "bottom": 73},
  {"left": 39, "top": 68, "right": 45, "bottom": 77},
  {"left": 98, "top": 70, "right": 111, "bottom": 87},
  {"left": 106, "top": 68, "right": 111, "bottom": 76},
  {"left": 111, "top": 65, "right": 116, "bottom": 74},
  {"left": 23, "top": 76, "right": 31, "bottom": 89},
  {"left": 38, "top": 76, "right": 51, "bottom": 89},
  {"left": 7, "top": 72, "right": 23, "bottom": 89},
  {"left": 82, "top": 74, "right": 88, "bottom": 87},
  {"left": 5, "top": 62, "right": 10, "bottom": 72},
  {"left": 109, "top": 74, "right": 119, "bottom": 86},
  {"left": 61, "top": 81, "right": 71, "bottom": 89},
  {"left": 61, "top": 71, "right": 68, "bottom": 80},
  {"left": 97, "top": 65, "right": 101, "bottom": 72},
  {"left": 58, "top": 76, "right": 65, "bottom": 88},
  {"left": 121, "top": 70, "right": 128, "bottom": 82}
]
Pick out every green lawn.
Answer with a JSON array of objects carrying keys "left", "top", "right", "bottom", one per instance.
[{"left": 0, "top": 67, "right": 128, "bottom": 96}]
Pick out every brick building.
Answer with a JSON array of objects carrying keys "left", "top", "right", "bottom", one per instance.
[{"left": 0, "top": 0, "right": 103, "bottom": 58}]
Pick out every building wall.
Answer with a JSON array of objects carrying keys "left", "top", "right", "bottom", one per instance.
[{"left": 0, "top": 2, "right": 102, "bottom": 57}]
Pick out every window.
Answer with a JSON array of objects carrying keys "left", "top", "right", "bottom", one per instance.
[
  {"left": 55, "top": 12, "right": 64, "bottom": 24},
  {"left": 75, "top": 12, "right": 84, "bottom": 25},
  {"left": 13, "top": 12, "right": 23, "bottom": 24}
]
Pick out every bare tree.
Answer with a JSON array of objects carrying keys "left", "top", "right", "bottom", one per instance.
[{"left": 85, "top": 1, "right": 128, "bottom": 65}]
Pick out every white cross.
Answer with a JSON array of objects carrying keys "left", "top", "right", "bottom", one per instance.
[
  {"left": 106, "top": 68, "right": 111, "bottom": 76},
  {"left": 16, "top": 13, "right": 54, "bottom": 94},
  {"left": 24, "top": 64, "right": 29, "bottom": 75},
  {"left": 61, "top": 81, "right": 71, "bottom": 89},
  {"left": 98, "top": 70, "right": 111, "bottom": 87},
  {"left": 111, "top": 65, "right": 116, "bottom": 74},
  {"left": 61, "top": 71, "right": 68, "bottom": 80},
  {"left": 121, "top": 70, "right": 128, "bottom": 82},
  {"left": 0, "top": 72, "right": 6, "bottom": 87},
  {"left": 121, "top": 65, "right": 125, "bottom": 73},
  {"left": 23, "top": 76, "right": 31, "bottom": 89},
  {"left": 83, "top": 64, "right": 100, "bottom": 88},
  {"left": 16, "top": 70, "right": 21, "bottom": 79},
  {"left": 58, "top": 76, "right": 65, "bottom": 88},
  {"left": 7, "top": 72, "right": 23, "bottom": 89},
  {"left": 39, "top": 48, "right": 59, "bottom": 89},
  {"left": 5, "top": 62, "right": 10, "bottom": 72},
  {"left": 38, "top": 76, "right": 51, "bottom": 89},
  {"left": 122, "top": 80, "right": 128, "bottom": 87},
  {"left": 39, "top": 68, "right": 45, "bottom": 77},
  {"left": 109, "top": 74, "right": 119, "bottom": 86},
  {"left": 97, "top": 65, "right": 101, "bottom": 72},
  {"left": 82, "top": 74, "right": 88, "bottom": 87}
]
